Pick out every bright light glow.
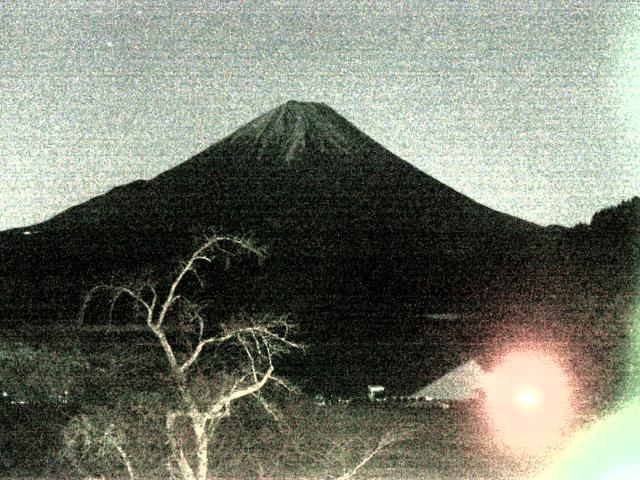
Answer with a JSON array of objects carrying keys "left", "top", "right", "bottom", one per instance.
[
  {"left": 484, "top": 350, "right": 572, "bottom": 451},
  {"left": 539, "top": 400, "right": 640, "bottom": 480},
  {"left": 516, "top": 388, "right": 541, "bottom": 408}
]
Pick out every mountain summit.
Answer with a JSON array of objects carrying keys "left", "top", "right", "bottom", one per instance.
[{"left": 223, "top": 101, "right": 363, "bottom": 165}]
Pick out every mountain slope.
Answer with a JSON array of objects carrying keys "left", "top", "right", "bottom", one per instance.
[{"left": 40, "top": 101, "right": 535, "bottom": 232}]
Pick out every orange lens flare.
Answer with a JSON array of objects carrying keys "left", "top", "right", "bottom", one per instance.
[{"left": 484, "top": 351, "right": 572, "bottom": 451}]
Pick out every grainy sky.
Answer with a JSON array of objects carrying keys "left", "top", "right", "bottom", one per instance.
[{"left": 1, "top": 0, "right": 638, "bottom": 230}]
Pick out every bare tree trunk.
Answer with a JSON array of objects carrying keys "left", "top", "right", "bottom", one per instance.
[
  {"left": 166, "top": 409, "right": 212, "bottom": 480},
  {"left": 193, "top": 416, "right": 209, "bottom": 480},
  {"left": 167, "top": 411, "right": 197, "bottom": 480}
]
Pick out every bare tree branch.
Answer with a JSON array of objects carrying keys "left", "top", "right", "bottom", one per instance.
[
  {"left": 331, "top": 430, "right": 413, "bottom": 480},
  {"left": 155, "top": 235, "right": 264, "bottom": 331},
  {"left": 270, "top": 374, "right": 299, "bottom": 393},
  {"left": 224, "top": 364, "right": 275, "bottom": 405},
  {"left": 254, "top": 394, "right": 281, "bottom": 421},
  {"left": 114, "top": 443, "right": 136, "bottom": 480},
  {"left": 179, "top": 336, "right": 220, "bottom": 375},
  {"left": 238, "top": 336, "right": 258, "bottom": 383}
]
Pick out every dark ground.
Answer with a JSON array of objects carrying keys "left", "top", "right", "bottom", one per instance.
[{"left": 1, "top": 295, "right": 634, "bottom": 479}]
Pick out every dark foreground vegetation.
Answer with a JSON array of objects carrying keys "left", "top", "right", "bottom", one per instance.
[
  {"left": 0, "top": 357, "right": 573, "bottom": 480},
  {"left": 1, "top": 193, "right": 638, "bottom": 478},
  {"left": 1, "top": 294, "right": 633, "bottom": 480}
]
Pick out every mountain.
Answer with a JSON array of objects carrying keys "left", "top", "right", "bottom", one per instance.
[
  {"left": 0, "top": 101, "right": 566, "bottom": 392},
  {"left": 37, "top": 101, "right": 537, "bottom": 235},
  {"left": 1, "top": 100, "right": 544, "bottom": 309}
]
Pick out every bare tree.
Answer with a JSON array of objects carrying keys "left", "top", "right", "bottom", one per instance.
[{"left": 79, "top": 235, "right": 300, "bottom": 480}]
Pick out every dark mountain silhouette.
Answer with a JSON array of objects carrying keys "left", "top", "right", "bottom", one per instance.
[
  {"left": 1, "top": 101, "right": 543, "bottom": 313},
  {"left": 4, "top": 101, "right": 634, "bottom": 394},
  {"left": 40, "top": 101, "right": 538, "bottom": 237}
]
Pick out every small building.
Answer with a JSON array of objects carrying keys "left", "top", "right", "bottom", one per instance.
[{"left": 367, "top": 385, "right": 386, "bottom": 402}]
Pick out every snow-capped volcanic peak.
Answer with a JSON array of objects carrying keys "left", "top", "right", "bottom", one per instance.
[{"left": 225, "top": 101, "right": 363, "bottom": 165}]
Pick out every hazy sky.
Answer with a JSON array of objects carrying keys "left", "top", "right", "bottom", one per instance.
[{"left": 1, "top": 0, "right": 639, "bottom": 230}]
